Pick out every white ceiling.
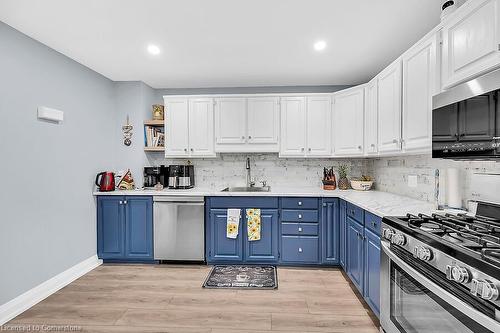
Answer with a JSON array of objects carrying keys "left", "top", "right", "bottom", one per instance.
[{"left": 0, "top": 0, "right": 441, "bottom": 88}]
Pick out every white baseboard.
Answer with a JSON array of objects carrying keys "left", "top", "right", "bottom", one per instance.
[{"left": 0, "top": 255, "right": 102, "bottom": 325}]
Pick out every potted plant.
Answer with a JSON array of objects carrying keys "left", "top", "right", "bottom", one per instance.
[{"left": 338, "top": 164, "right": 350, "bottom": 190}]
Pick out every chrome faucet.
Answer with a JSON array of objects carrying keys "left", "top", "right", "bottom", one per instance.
[{"left": 246, "top": 157, "right": 255, "bottom": 187}]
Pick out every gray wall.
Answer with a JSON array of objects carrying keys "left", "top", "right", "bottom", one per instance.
[{"left": 0, "top": 22, "right": 117, "bottom": 305}]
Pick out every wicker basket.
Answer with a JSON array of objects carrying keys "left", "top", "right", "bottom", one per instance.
[{"left": 350, "top": 180, "right": 374, "bottom": 191}]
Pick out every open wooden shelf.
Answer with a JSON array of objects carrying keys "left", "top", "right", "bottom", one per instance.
[
  {"left": 144, "top": 119, "right": 164, "bottom": 126},
  {"left": 144, "top": 147, "right": 165, "bottom": 152}
]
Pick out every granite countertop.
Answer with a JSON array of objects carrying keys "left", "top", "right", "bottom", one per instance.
[{"left": 93, "top": 186, "right": 435, "bottom": 218}]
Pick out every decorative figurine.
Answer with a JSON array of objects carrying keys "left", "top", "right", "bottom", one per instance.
[{"left": 122, "top": 115, "right": 133, "bottom": 146}]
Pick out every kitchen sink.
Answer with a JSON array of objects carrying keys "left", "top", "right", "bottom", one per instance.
[{"left": 221, "top": 186, "right": 271, "bottom": 192}]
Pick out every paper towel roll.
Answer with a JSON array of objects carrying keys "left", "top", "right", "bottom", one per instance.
[{"left": 446, "top": 168, "right": 462, "bottom": 208}]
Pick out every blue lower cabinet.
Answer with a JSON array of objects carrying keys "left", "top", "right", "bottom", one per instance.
[
  {"left": 339, "top": 200, "right": 347, "bottom": 269},
  {"left": 245, "top": 209, "right": 279, "bottom": 262},
  {"left": 208, "top": 209, "right": 243, "bottom": 262},
  {"left": 321, "top": 198, "right": 339, "bottom": 264},
  {"left": 97, "top": 196, "right": 153, "bottom": 261},
  {"left": 98, "top": 196, "right": 125, "bottom": 259},
  {"left": 281, "top": 236, "right": 319, "bottom": 263},
  {"left": 364, "top": 228, "right": 381, "bottom": 318},
  {"left": 125, "top": 197, "right": 153, "bottom": 259},
  {"left": 346, "top": 216, "right": 364, "bottom": 293}
]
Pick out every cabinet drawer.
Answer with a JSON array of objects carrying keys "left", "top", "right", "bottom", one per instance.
[
  {"left": 281, "top": 209, "right": 319, "bottom": 222},
  {"left": 346, "top": 202, "right": 364, "bottom": 223},
  {"left": 364, "top": 211, "right": 382, "bottom": 236},
  {"left": 281, "top": 236, "right": 319, "bottom": 263},
  {"left": 281, "top": 197, "right": 318, "bottom": 209},
  {"left": 281, "top": 223, "right": 318, "bottom": 236}
]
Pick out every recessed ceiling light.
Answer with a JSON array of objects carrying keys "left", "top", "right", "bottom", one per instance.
[
  {"left": 314, "top": 40, "right": 326, "bottom": 51},
  {"left": 147, "top": 44, "right": 161, "bottom": 55}
]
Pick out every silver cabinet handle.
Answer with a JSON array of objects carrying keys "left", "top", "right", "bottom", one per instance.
[
  {"left": 298, "top": 201, "right": 302, "bottom": 206},
  {"left": 371, "top": 143, "right": 375, "bottom": 147},
  {"left": 184, "top": 148, "right": 188, "bottom": 152},
  {"left": 248, "top": 135, "right": 252, "bottom": 139},
  {"left": 190, "top": 148, "right": 194, "bottom": 152},
  {"left": 392, "top": 139, "right": 398, "bottom": 144},
  {"left": 298, "top": 214, "right": 302, "bottom": 219},
  {"left": 298, "top": 247, "right": 303, "bottom": 253},
  {"left": 298, "top": 227, "right": 303, "bottom": 232},
  {"left": 358, "top": 145, "right": 362, "bottom": 150},
  {"left": 301, "top": 147, "right": 305, "bottom": 152},
  {"left": 119, "top": 200, "right": 123, "bottom": 205},
  {"left": 123, "top": 200, "right": 127, "bottom": 205},
  {"left": 308, "top": 148, "right": 311, "bottom": 151}
]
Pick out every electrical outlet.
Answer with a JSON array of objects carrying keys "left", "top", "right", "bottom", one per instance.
[{"left": 408, "top": 175, "right": 418, "bottom": 188}]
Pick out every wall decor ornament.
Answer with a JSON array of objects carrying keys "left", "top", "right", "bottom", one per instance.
[
  {"left": 152, "top": 104, "right": 164, "bottom": 120},
  {"left": 122, "top": 115, "right": 133, "bottom": 146}
]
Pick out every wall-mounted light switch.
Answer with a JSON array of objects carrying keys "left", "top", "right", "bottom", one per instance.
[
  {"left": 38, "top": 106, "right": 64, "bottom": 123},
  {"left": 408, "top": 175, "right": 418, "bottom": 188}
]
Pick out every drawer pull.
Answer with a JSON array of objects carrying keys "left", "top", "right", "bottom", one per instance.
[
  {"left": 119, "top": 200, "right": 123, "bottom": 205},
  {"left": 298, "top": 201, "right": 303, "bottom": 206},
  {"left": 298, "top": 227, "right": 303, "bottom": 232},
  {"left": 371, "top": 221, "right": 377, "bottom": 227},
  {"left": 298, "top": 247, "right": 303, "bottom": 253},
  {"left": 298, "top": 214, "right": 302, "bottom": 219}
]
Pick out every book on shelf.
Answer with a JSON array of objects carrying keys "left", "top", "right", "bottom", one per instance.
[{"left": 144, "top": 125, "right": 165, "bottom": 148}]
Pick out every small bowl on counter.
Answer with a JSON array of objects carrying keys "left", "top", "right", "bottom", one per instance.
[{"left": 350, "top": 180, "right": 374, "bottom": 191}]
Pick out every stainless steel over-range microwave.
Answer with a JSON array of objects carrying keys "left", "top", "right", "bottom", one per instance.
[{"left": 432, "top": 68, "right": 500, "bottom": 159}]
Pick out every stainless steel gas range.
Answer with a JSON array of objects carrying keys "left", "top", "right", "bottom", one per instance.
[{"left": 380, "top": 201, "right": 500, "bottom": 333}]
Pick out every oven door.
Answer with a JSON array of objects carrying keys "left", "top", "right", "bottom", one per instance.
[{"left": 380, "top": 241, "right": 500, "bottom": 333}]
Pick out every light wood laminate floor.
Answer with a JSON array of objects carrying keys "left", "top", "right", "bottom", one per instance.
[{"left": 5, "top": 265, "right": 380, "bottom": 332}]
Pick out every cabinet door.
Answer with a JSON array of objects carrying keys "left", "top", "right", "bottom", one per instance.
[
  {"left": 364, "top": 79, "right": 378, "bottom": 155},
  {"left": 280, "top": 97, "right": 306, "bottom": 157},
  {"left": 364, "top": 228, "right": 381, "bottom": 318},
  {"left": 378, "top": 59, "right": 402, "bottom": 153},
  {"left": 97, "top": 196, "right": 125, "bottom": 260},
  {"left": 247, "top": 97, "right": 279, "bottom": 145},
  {"left": 189, "top": 98, "right": 215, "bottom": 157},
  {"left": 346, "top": 217, "right": 364, "bottom": 293},
  {"left": 165, "top": 98, "right": 190, "bottom": 157},
  {"left": 334, "top": 88, "right": 364, "bottom": 156},
  {"left": 442, "top": 0, "right": 500, "bottom": 88},
  {"left": 208, "top": 209, "right": 243, "bottom": 262},
  {"left": 339, "top": 200, "right": 347, "bottom": 269},
  {"left": 402, "top": 34, "right": 437, "bottom": 153},
  {"left": 215, "top": 98, "right": 247, "bottom": 145},
  {"left": 306, "top": 96, "right": 332, "bottom": 156},
  {"left": 321, "top": 199, "right": 339, "bottom": 264},
  {"left": 245, "top": 209, "right": 279, "bottom": 262},
  {"left": 459, "top": 92, "right": 496, "bottom": 141},
  {"left": 125, "top": 197, "right": 153, "bottom": 259}
]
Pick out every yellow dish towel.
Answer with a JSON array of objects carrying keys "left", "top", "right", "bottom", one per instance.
[{"left": 246, "top": 208, "right": 261, "bottom": 241}]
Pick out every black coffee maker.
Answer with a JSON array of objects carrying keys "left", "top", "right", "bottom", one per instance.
[
  {"left": 143, "top": 165, "right": 167, "bottom": 188},
  {"left": 167, "top": 164, "right": 195, "bottom": 189}
]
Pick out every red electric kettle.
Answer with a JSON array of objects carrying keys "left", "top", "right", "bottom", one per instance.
[{"left": 95, "top": 171, "right": 115, "bottom": 192}]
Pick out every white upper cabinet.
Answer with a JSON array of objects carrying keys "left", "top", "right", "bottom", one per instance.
[
  {"left": 402, "top": 33, "right": 438, "bottom": 153},
  {"left": 441, "top": 0, "right": 500, "bottom": 89},
  {"left": 188, "top": 98, "right": 215, "bottom": 157},
  {"left": 165, "top": 97, "right": 215, "bottom": 158},
  {"left": 333, "top": 87, "right": 364, "bottom": 156},
  {"left": 280, "top": 95, "right": 332, "bottom": 157},
  {"left": 306, "top": 96, "right": 332, "bottom": 157},
  {"left": 280, "top": 97, "right": 306, "bottom": 157},
  {"left": 364, "top": 78, "right": 378, "bottom": 155},
  {"left": 215, "top": 96, "right": 279, "bottom": 152},
  {"left": 165, "top": 98, "right": 190, "bottom": 157},
  {"left": 247, "top": 97, "right": 279, "bottom": 144},
  {"left": 378, "top": 58, "right": 403, "bottom": 154},
  {"left": 215, "top": 98, "right": 247, "bottom": 145}
]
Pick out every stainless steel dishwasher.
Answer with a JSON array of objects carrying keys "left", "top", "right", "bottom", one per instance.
[{"left": 153, "top": 196, "right": 205, "bottom": 261}]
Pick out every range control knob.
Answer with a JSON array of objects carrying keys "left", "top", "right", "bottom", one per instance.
[
  {"left": 391, "top": 233, "right": 407, "bottom": 246},
  {"left": 413, "top": 246, "right": 433, "bottom": 261},
  {"left": 382, "top": 228, "right": 395, "bottom": 241},
  {"left": 470, "top": 279, "right": 500, "bottom": 301},
  {"left": 445, "top": 265, "right": 471, "bottom": 283}
]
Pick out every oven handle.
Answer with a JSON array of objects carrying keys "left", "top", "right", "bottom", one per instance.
[{"left": 381, "top": 241, "right": 500, "bottom": 331}]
